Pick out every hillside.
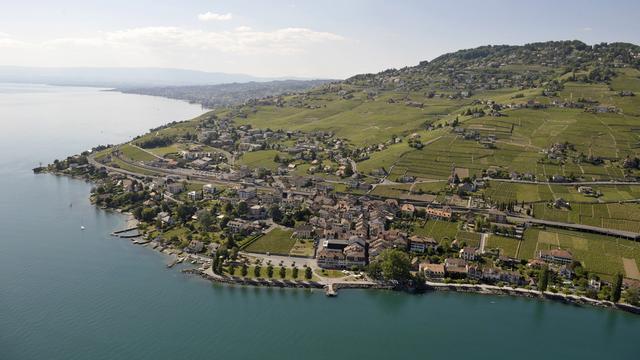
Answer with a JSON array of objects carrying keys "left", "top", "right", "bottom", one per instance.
[
  {"left": 218, "top": 40, "right": 640, "bottom": 181},
  {"left": 109, "top": 40, "right": 640, "bottom": 185},
  {"left": 62, "top": 40, "right": 640, "bottom": 282},
  {"left": 118, "top": 79, "right": 333, "bottom": 108}
]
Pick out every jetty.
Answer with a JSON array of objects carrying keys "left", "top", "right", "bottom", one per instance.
[
  {"left": 111, "top": 227, "right": 141, "bottom": 238},
  {"left": 325, "top": 284, "right": 337, "bottom": 297}
]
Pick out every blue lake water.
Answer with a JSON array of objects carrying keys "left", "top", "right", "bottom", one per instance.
[{"left": 0, "top": 84, "right": 638, "bottom": 359}]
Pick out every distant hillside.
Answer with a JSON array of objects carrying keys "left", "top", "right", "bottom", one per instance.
[
  {"left": 0, "top": 66, "right": 308, "bottom": 88},
  {"left": 346, "top": 40, "right": 640, "bottom": 92},
  {"left": 118, "top": 80, "right": 334, "bottom": 108}
]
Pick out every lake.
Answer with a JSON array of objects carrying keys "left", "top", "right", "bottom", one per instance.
[{"left": 0, "top": 84, "right": 638, "bottom": 359}]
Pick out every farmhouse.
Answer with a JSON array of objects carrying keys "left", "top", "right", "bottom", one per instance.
[
  {"left": 538, "top": 249, "right": 573, "bottom": 264},
  {"left": 425, "top": 205, "right": 453, "bottom": 220}
]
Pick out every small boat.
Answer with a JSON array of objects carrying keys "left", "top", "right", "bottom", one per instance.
[{"left": 80, "top": 226, "right": 85, "bottom": 230}]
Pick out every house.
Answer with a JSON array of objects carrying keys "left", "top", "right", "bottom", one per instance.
[
  {"left": 185, "top": 240, "right": 204, "bottom": 253},
  {"left": 166, "top": 182, "right": 184, "bottom": 195},
  {"left": 419, "top": 263, "right": 445, "bottom": 279},
  {"left": 401, "top": 203, "right": 416, "bottom": 217},
  {"left": 203, "top": 184, "right": 216, "bottom": 194},
  {"left": 238, "top": 187, "right": 257, "bottom": 200},
  {"left": 577, "top": 186, "right": 594, "bottom": 195},
  {"left": 227, "top": 219, "right": 249, "bottom": 233},
  {"left": 188, "top": 191, "right": 203, "bottom": 201},
  {"left": 488, "top": 209, "right": 507, "bottom": 223},
  {"left": 459, "top": 247, "right": 479, "bottom": 261},
  {"left": 409, "top": 235, "right": 438, "bottom": 253},
  {"left": 538, "top": 249, "right": 573, "bottom": 264},
  {"left": 293, "top": 224, "right": 314, "bottom": 239},
  {"left": 425, "top": 205, "right": 453, "bottom": 220},
  {"left": 444, "top": 258, "right": 468, "bottom": 278},
  {"left": 248, "top": 205, "right": 267, "bottom": 220},
  {"left": 156, "top": 211, "right": 173, "bottom": 225}
]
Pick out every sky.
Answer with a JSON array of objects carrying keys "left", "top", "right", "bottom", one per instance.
[{"left": 0, "top": 0, "right": 639, "bottom": 79}]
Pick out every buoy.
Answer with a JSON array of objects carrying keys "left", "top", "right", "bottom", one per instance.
[{"left": 81, "top": 226, "right": 85, "bottom": 230}]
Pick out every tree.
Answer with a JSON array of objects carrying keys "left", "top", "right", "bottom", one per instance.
[
  {"left": 538, "top": 266, "right": 550, "bottom": 292},
  {"left": 611, "top": 272, "right": 623, "bottom": 302},
  {"left": 141, "top": 207, "right": 156, "bottom": 222},
  {"left": 198, "top": 210, "right": 214, "bottom": 231},
  {"left": 267, "top": 265, "right": 274, "bottom": 278},
  {"left": 241, "top": 263, "right": 248, "bottom": 277},
  {"left": 228, "top": 264, "right": 236, "bottom": 276},
  {"left": 367, "top": 249, "right": 412, "bottom": 283},
  {"left": 292, "top": 267, "right": 299, "bottom": 279},
  {"left": 237, "top": 201, "right": 249, "bottom": 216},
  {"left": 254, "top": 265, "right": 262, "bottom": 278},
  {"left": 176, "top": 203, "right": 196, "bottom": 223},
  {"left": 269, "top": 205, "right": 283, "bottom": 223},
  {"left": 279, "top": 266, "right": 286, "bottom": 279},
  {"left": 304, "top": 266, "right": 312, "bottom": 280}
]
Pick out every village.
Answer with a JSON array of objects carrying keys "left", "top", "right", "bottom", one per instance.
[{"left": 43, "top": 109, "right": 640, "bottom": 307}]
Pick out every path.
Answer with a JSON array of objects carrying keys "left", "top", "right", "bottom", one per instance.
[{"left": 479, "top": 233, "right": 488, "bottom": 253}]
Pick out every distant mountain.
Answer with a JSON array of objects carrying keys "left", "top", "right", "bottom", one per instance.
[
  {"left": 0, "top": 66, "right": 318, "bottom": 88},
  {"left": 118, "top": 80, "right": 335, "bottom": 108}
]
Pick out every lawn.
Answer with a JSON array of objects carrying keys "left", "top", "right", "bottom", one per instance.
[{"left": 244, "top": 228, "right": 296, "bottom": 255}]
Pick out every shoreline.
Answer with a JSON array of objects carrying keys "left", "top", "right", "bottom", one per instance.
[{"left": 40, "top": 170, "right": 640, "bottom": 315}]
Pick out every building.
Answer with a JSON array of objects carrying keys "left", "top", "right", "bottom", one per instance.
[
  {"left": 238, "top": 187, "right": 257, "bottom": 200},
  {"left": 248, "top": 205, "right": 266, "bottom": 220},
  {"left": 317, "top": 237, "right": 367, "bottom": 269},
  {"left": 188, "top": 191, "right": 203, "bottom": 201},
  {"left": 185, "top": 240, "right": 204, "bottom": 253},
  {"left": 444, "top": 258, "right": 468, "bottom": 278},
  {"left": 425, "top": 205, "right": 453, "bottom": 220},
  {"left": 203, "top": 184, "right": 216, "bottom": 194},
  {"left": 293, "top": 224, "right": 314, "bottom": 239},
  {"left": 409, "top": 235, "right": 438, "bottom": 253},
  {"left": 488, "top": 209, "right": 507, "bottom": 223},
  {"left": 459, "top": 247, "right": 479, "bottom": 261},
  {"left": 401, "top": 203, "right": 416, "bottom": 217},
  {"left": 166, "top": 182, "right": 184, "bottom": 195},
  {"left": 227, "top": 219, "right": 249, "bottom": 233},
  {"left": 538, "top": 249, "right": 573, "bottom": 264},
  {"left": 419, "top": 263, "right": 445, "bottom": 279}
]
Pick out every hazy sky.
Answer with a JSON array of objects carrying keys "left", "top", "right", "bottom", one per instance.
[{"left": 1, "top": 0, "right": 639, "bottom": 78}]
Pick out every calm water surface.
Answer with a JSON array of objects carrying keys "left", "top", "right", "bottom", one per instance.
[{"left": 0, "top": 84, "right": 638, "bottom": 360}]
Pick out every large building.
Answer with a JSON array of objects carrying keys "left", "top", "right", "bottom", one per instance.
[{"left": 317, "top": 237, "right": 366, "bottom": 269}]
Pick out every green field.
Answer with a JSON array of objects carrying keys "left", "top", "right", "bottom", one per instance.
[
  {"left": 517, "top": 228, "right": 640, "bottom": 279},
  {"left": 456, "top": 231, "right": 482, "bottom": 248},
  {"left": 414, "top": 220, "right": 459, "bottom": 243},
  {"left": 486, "top": 235, "right": 520, "bottom": 257},
  {"left": 533, "top": 203, "right": 640, "bottom": 233},
  {"left": 484, "top": 182, "right": 640, "bottom": 204},
  {"left": 237, "top": 150, "right": 283, "bottom": 170},
  {"left": 119, "top": 144, "right": 156, "bottom": 162},
  {"left": 244, "top": 228, "right": 296, "bottom": 255}
]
